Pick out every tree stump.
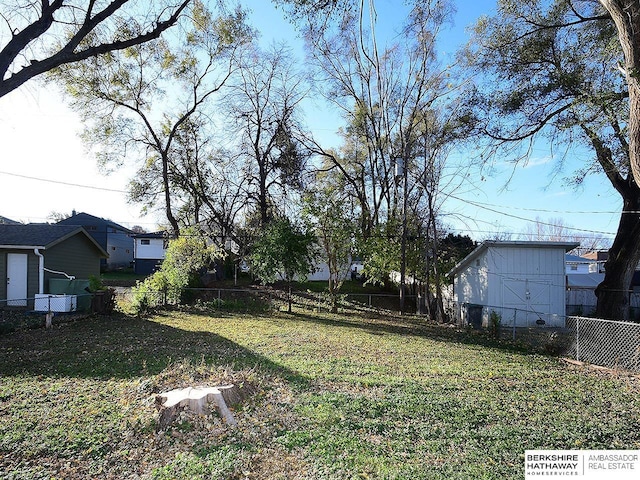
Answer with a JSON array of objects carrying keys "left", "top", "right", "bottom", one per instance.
[{"left": 155, "top": 383, "right": 255, "bottom": 430}]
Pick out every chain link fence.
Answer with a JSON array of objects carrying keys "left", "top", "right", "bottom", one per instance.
[
  {"left": 182, "top": 288, "right": 420, "bottom": 314},
  {"left": 114, "top": 286, "right": 419, "bottom": 315},
  {"left": 564, "top": 316, "right": 640, "bottom": 371},
  {"left": 0, "top": 293, "right": 100, "bottom": 333},
  {"left": 452, "top": 302, "right": 640, "bottom": 372}
]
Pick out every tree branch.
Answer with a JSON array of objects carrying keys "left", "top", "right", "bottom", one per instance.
[
  {"left": 0, "top": 0, "right": 191, "bottom": 97},
  {"left": 0, "top": 0, "right": 65, "bottom": 77}
]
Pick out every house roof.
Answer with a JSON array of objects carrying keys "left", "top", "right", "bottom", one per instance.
[
  {"left": 567, "top": 273, "right": 604, "bottom": 288},
  {"left": 582, "top": 250, "right": 609, "bottom": 261},
  {"left": 57, "top": 212, "right": 133, "bottom": 233},
  {"left": 0, "top": 215, "right": 20, "bottom": 225},
  {"left": 448, "top": 240, "right": 580, "bottom": 278},
  {"left": 565, "top": 253, "right": 593, "bottom": 264},
  {"left": 0, "top": 224, "right": 109, "bottom": 257}
]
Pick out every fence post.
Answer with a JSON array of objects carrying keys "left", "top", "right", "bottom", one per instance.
[
  {"left": 576, "top": 316, "right": 580, "bottom": 362},
  {"left": 512, "top": 309, "right": 516, "bottom": 341},
  {"left": 46, "top": 296, "right": 53, "bottom": 329}
]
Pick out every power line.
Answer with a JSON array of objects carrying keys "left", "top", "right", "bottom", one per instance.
[
  {"left": 446, "top": 193, "right": 618, "bottom": 236},
  {"left": 0, "top": 170, "right": 128, "bottom": 193},
  {"left": 0, "top": 168, "right": 624, "bottom": 238},
  {"left": 451, "top": 197, "right": 621, "bottom": 215}
]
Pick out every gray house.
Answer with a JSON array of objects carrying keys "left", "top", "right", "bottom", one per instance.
[
  {"left": 57, "top": 211, "right": 133, "bottom": 270},
  {"left": 0, "top": 224, "right": 108, "bottom": 307}
]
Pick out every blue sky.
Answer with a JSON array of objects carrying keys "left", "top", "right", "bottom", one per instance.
[
  {"left": 248, "top": 0, "right": 623, "bottom": 243},
  {"left": 0, "top": 0, "right": 624, "bottom": 244}
]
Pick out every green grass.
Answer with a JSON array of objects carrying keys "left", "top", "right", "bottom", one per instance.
[
  {"left": 100, "top": 270, "right": 148, "bottom": 286},
  {"left": 1, "top": 309, "right": 639, "bottom": 479}
]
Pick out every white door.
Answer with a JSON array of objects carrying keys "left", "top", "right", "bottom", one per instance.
[
  {"left": 7, "top": 253, "right": 28, "bottom": 306},
  {"left": 503, "top": 278, "right": 550, "bottom": 327}
]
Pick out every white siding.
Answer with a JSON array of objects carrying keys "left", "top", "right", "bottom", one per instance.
[
  {"left": 566, "top": 263, "right": 590, "bottom": 274},
  {"left": 454, "top": 255, "right": 488, "bottom": 306},
  {"left": 484, "top": 246, "right": 565, "bottom": 327},
  {"left": 135, "top": 238, "right": 166, "bottom": 260},
  {"left": 452, "top": 243, "right": 569, "bottom": 328}
]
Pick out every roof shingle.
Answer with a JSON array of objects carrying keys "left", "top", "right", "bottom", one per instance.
[{"left": 0, "top": 224, "right": 87, "bottom": 248}]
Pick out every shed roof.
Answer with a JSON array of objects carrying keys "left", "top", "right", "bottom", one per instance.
[
  {"left": 0, "top": 224, "right": 108, "bottom": 257},
  {"left": 447, "top": 240, "right": 580, "bottom": 278}
]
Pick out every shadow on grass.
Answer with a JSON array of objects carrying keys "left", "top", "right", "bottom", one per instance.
[
  {"left": 0, "top": 313, "right": 309, "bottom": 387},
  {"left": 283, "top": 309, "right": 538, "bottom": 355}
]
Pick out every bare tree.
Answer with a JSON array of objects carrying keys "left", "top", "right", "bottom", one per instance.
[
  {"left": 168, "top": 115, "right": 247, "bottom": 247},
  {"left": 224, "top": 42, "right": 310, "bottom": 226},
  {"left": 521, "top": 217, "right": 575, "bottom": 243}
]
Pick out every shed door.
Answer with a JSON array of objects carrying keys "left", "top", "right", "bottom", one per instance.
[
  {"left": 7, "top": 253, "right": 28, "bottom": 306},
  {"left": 502, "top": 279, "right": 550, "bottom": 327}
]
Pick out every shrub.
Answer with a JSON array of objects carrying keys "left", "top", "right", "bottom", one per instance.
[
  {"left": 489, "top": 310, "right": 502, "bottom": 339},
  {"left": 130, "top": 228, "right": 221, "bottom": 315}
]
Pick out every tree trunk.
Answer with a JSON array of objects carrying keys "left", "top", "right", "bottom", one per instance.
[
  {"left": 593, "top": 1, "right": 640, "bottom": 320},
  {"left": 600, "top": 0, "right": 640, "bottom": 182},
  {"left": 161, "top": 152, "right": 180, "bottom": 236},
  {"left": 596, "top": 195, "right": 640, "bottom": 320},
  {"left": 328, "top": 275, "right": 338, "bottom": 313}
]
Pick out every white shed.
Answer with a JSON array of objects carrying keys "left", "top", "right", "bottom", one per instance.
[{"left": 448, "top": 241, "right": 579, "bottom": 328}]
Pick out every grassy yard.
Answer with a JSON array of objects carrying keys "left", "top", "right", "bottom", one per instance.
[{"left": 1, "top": 308, "right": 639, "bottom": 479}]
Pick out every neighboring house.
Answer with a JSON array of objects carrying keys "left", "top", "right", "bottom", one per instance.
[
  {"left": 565, "top": 252, "right": 640, "bottom": 316},
  {"left": 133, "top": 231, "right": 168, "bottom": 275},
  {"left": 294, "top": 259, "right": 364, "bottom": 282},
  {"left": 448, "top": 240, "right": 579, "bottom": 328},
  {"left": 0, "top": 216, "right": 20, "bottom": 225},
  {"left": 564, "top": 254, "right": 602, "bottom": 315},
  {"left": 0, "top": 224, "right": 108, "bottom": 307},
  {"left": 57, "top": 211, "right": 133, "bottom": 270},
  {"left": 581, "top": 250, "right": 608, "bottom": 273},
  {"left": 565, "top": 253, "right": 593, "bottom": 274}
]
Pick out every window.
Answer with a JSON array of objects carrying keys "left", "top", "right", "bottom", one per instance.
[{"left": 141, "top": 239, "right": 150, "bottom": 245}]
